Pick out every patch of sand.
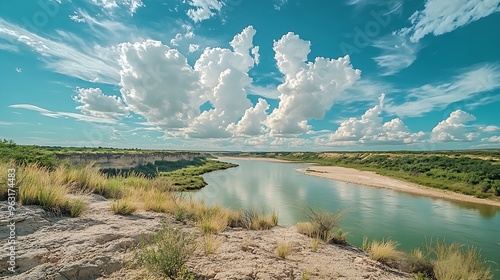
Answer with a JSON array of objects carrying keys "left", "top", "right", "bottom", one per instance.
[{"left": 297, "top": 166, "right": 500, "bottom": 208}]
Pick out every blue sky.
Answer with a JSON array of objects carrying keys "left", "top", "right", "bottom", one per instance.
[{"left": 0, "top": 0, "right": 499, "bottom": 151}]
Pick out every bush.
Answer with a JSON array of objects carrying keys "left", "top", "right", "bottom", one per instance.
[
  {"left": 135, "top": 222, "right": 196, "bottom": 278},
  {"left": 239, "top": 209, "right": 278, "bottom": 230},
  {"left": 298, "top": 207, "right": 345, "bottom": 243}
]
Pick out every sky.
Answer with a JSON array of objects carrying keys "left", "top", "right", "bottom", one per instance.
[{"left": 0, "top": 0, "right": 499, "bottom": 151}]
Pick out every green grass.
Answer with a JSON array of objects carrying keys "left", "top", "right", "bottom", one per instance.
[
  {"left": 110, "top": 199, "right": 137, "bottom": 215},
  {"left": 134, "top": 222, "right": 196, "bottom": 279}
]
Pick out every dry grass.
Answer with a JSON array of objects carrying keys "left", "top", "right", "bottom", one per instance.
[
  {"left": 68, "top": 198, "right": 87, "bottom": 217},
  {"left": 432, "top": 241, "right": 492, "bottom": 280},
  {"left": 239, "top": 209, "right": 278, "bottom": 230},
  {"left": 366, "top": 238, "right": 402, "bottom": 264},
  {"left": 111, "top": 199, "right": 137, "bottom": 215},
  {"left": 276, "top": 241, "right": 293, "bottom": 259},
  {"left": 311, "top": 237, "right": 320, "bottom": 252},
  {"left": 203, "top": 234, "right": 221, "bottom": 255}
]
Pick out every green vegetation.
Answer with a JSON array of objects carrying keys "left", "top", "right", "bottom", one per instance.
[
  {"left": 0, "top": 139, "right": 58, "bottom": 168},
  {"left": 110, "top": 199, "right": 137, "bottom": 215},
  {"left": 238, "top": 151, "right": 500, "bottom": 199},
  {"left": 134, "top": 222, "right": 197, "bottom": 279}
]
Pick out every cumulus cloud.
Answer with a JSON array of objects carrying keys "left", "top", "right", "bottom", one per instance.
[
  {"left": 323, "top": 94, "right": 424, "bottom": 145},
  {"left": 186, "top": 0, "right": 224, "bottom": 22},
  {"left": 401, "top": 0, "right": 500, "bottom": 42},
  {"left": 430, "top": 110, "right": 478, "bottom": 142},
  {"left": 265, "top": 32, "right": 361, "bottom": 135},
  {"left": 118, "top": 39, "right": 203, "bottom": 130},
  {"left": 483, "top": 136, "right": 500, "bottom": 143},
  {"left": 480, "top": 125, "right": 500, "bottom": 133},
  {"left": 228, "top": 98, "right": 270, "bottom": 136},
  {"left": 73, "top": 87, "right": 129, "bottom": 119},
  {"left": 188, "top": 26, "right": 259, "bottom": 138}
]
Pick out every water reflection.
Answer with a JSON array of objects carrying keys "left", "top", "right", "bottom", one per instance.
[{"left": 190, "top": 158, "right": 500, "bottom": 277}]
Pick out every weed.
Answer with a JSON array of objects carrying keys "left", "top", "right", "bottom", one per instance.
[{"left": 276, "top": 241, "right": 293, "bottom": 259}]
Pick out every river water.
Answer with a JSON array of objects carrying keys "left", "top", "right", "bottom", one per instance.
[{"left": 190, "top": 158, "right": 500, "bottom": 277}]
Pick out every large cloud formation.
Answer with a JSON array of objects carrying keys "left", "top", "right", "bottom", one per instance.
[
  {"left": 431, "top": 110, "right": 478, "bottom": 142},
  {"left": 323, "top": 94, "right": 424, "bottom": 145},
  {"left": 265, "top": 32, "right": 361, "bottom": 135}
]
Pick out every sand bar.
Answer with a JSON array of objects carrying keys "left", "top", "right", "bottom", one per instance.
[{"left": 297, "top": 165, "right": 500, "bottom": 208}]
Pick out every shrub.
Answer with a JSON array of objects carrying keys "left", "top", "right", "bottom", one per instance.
[
  {"left": 276, "top": 241, "right": 293, "bottom": 259},
  {"left": 297, "top": 208, "right": 345, "bottom": 243},
  {"left": 240, "top": 209, "right": 278, "bottom": 230},
  {"left": 432, "top": 241, "right": 492, "bottom": 280},
  {"left": 135, "top": 222, "right": 196, "bottom": 278},
  {"left": 111, "top": 199, "right": 137, "bottom": 215}
]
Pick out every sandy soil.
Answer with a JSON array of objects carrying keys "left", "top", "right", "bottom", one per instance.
[{"left": 297, "top": 166, "right": 500, "bottom": 208}]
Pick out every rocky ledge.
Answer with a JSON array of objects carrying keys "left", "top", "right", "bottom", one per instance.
[{"left": 0, "top": 196, "right": 409, "bottom": 280}]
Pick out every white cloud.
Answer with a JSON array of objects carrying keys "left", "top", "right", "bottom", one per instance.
[
  {"left": 0, "top": 18, "right": 120, "bottom": 84},
  {"left": 373, "top": 34, "right": 419, "bottom": 76},
  {"left": 188, "top": 26, "right": 259, "bottom": 138},
  {"left": 15, "top": 68, "right": 22, "bottom": 73},
  {"left": 9, "top": 104, "right": 118, "bottom": 124},
  {"left": 186, "top": 0, "right": 224, "bottom": 22},
  {"left": 73, "top": 87, "right": 129, "bottom": 119},
  {"left": 69, "top": 12, "right": 86, "bottom": 23},
  {"left": 482, "top": 136, "right": 500, "bottom": 143},
  {"left": 274, "top": 0, "right": 288, "bottom": 10},
  {"left": 385, "top": 65, "right": 500, "bottom": 117},
  {"left": 247, "top": 84, "right": 280, "bottom": 99},
  {"left": 91, "top": 0, "right": 144, "bottom": 15},
  {"left": 430, "top": 110, "right": 478, "bottom": 142},
  {"left": 265, "top": 32, "right": 361, "bottom": 135},
  {"left": 481, "top": 125, "right": 500, "bottom": 133},
  {"left": 401, "top": 0, "right": 500, "bottom": 43},
  {"left": 188, "top": 43, "right": 200, "bottom": 53},
  {"left": 118, "top": 39, "right": 203, "bottom": 130},
  {"left": 228, "top": 98, "right": 270, "bottom": 136},
  {"left": 324, "top": 94, "right": 424, "bottom": 145}
]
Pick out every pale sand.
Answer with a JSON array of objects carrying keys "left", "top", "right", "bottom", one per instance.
[{"left": 297, "top": 165, "right": 500, "bottom": 208}]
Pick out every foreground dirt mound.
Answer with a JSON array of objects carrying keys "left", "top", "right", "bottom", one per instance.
[{"left": 1, "top": 196, "right": 409, "bottom": 280}]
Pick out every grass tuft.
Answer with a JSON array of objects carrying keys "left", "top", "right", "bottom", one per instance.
[
  {"left": 432, "top": 240, "right": 492, "bottom": 280},
  {"left": 68, "top": 198, "right": 87, "bottom": 217},
  {"left": 276, "top": 241, "right": 293, "bottom": 259},
  {"left": 366, "top": 238, "right": 401, "bottom": 264},
  {"left": 111, "top": 199, "right": 137, "bottom": 215},
  {"left": 203, "top": 234, "right": 221, "bottom": 255}
]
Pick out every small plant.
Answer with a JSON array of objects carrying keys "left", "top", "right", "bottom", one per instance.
[
  {"left": 276, "top": 241, "right": 293, "bottom": 259},
  {"left": 203, "top": 234, "right": 221, "bottom": 255},
  {"left": 241, "top": 237, "right": 252, "bottom": 252},
  {"left": 333, "top": 229, "right": 348, "bottom": 245},
  {"left": 311, "top": 238, "right": 320, "bottom": 252},
  {"left": 111, "top": 199, "right": 137, "bottom": 215},
  {"left": 240, "top": 209, "right": 278, "bottom": 230},
  {"left": 301, "top": 270, "right": 311, "bottom": 280},
  {"left": 68, "top": 198, "right": 86, "bottom": 217},
  {"left": 135, "top": 222, "right": 196, "bottom": 278},
  {"left": 199, "top": 212, "right": 229, "bottom": 234},
  {"left": 297, "top": 208, "right": 346, "bottom": 244}
]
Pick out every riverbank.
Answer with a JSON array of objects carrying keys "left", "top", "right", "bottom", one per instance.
[
  {"left": 297, "top": 166, "right": 500, "bottom": 208},
  {"left": 0, "top": 197, "right": 409, "bottom": 279},
  {"left": 220, "top": 156, "right": 295, "bottom": 163}
]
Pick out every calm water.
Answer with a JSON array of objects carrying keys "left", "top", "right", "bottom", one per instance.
[{"left": 190, "top": 158, "right": 500, "bottom": 277}]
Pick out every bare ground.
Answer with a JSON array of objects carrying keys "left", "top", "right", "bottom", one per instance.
[{"left": 0, "top": 196, "right": 409, "bottom": 280}]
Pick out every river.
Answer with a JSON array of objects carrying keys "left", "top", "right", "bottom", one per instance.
[{"left": 190, "top": 158, "right": 500, "bottom": 277}]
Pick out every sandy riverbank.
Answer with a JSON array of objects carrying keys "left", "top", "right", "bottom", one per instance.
[{"left": 297, "top": 166, "right": 500, "bottom": 208}]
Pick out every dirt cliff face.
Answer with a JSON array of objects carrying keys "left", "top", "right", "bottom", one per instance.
[{"left": 56, "top": 152, "right": 205, "bottom": 169}]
